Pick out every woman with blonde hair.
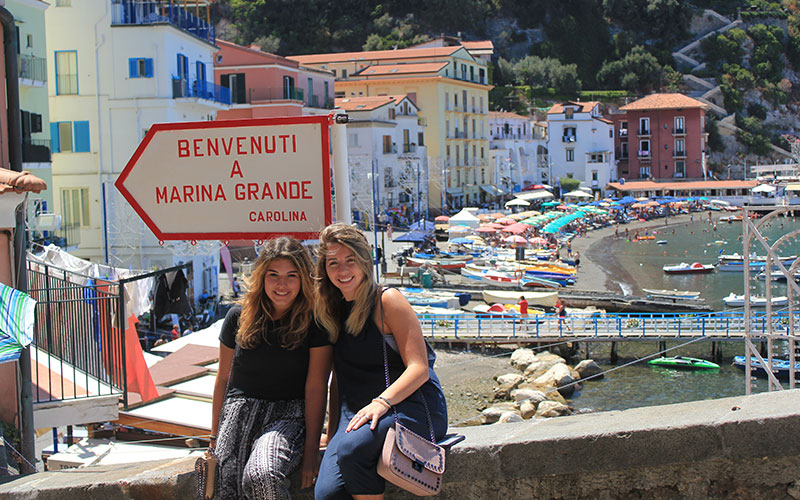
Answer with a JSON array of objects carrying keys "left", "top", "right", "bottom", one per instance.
[
  {"left": 211, "top": 237, "right": 332, "bottom": 500},
  {"left": 314, "top": 223, "right": 447, "bottom": 500}
]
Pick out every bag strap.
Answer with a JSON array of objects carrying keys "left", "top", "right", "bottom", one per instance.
[{"left": 379, "top": 287, "right": 436, "bottom": 442}]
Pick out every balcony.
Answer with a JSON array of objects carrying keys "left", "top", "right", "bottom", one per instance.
[
  {"left": 562, "top": 135, "right": 576, "bottom": 143},
  {"left": 31, "top": 221, "right": 80, "bottom": 250},
  {"left": 402, "top": 144, "right": 417, "bottom": 154},
  {"left": 172, "top": 77, "right": 231, "bottom": 105},
  {"left": 112, "top": 0, "right": 215, "bottom": 45},
  {"left": 638, "top": 150, "right": 651, "bottom": 159},
  {"left": 18, "top": 54, "right": 47, "bottom": 85},
  {"left": 619, "top": 129, "right": 628, "bottom": 137},
  {"left": 383, "top": 144, "right": 398, "bottom": 154},
  {"left": 673, "top": 128, "right": 686, "bottom": 135},
  {"left": 22, "top": 139, "right": 51, "bottom": 163},
  {"left": 673, "top": 150, "right": 686, "bottom": 158},
  {"left": 308, "top": 94, "right": 335, "bottom": 109},
  {"left": 638, "top": 128, "right": 651, "bottom": 137}
]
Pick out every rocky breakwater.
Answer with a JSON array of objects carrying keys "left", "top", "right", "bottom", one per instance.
[{"left": 457, "top": 348, "right": 604, "bottom": 426}]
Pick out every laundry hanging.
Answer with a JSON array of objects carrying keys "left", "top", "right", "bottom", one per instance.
[{"left": 152, "top": 269, "right": 192, "bottom": 318}]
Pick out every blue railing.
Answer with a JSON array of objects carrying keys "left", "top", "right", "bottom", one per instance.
[
  {"left": 415, "top": 311, "right": 798, "bottom": 341},
  {"left": 172, "top": 77, "right": 231, "bottom": 105},
  {"left": 112, "top": 0, "right": 215, "bottom": 45}
]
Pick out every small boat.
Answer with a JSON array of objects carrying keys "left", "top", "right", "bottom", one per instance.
[
  {"left": 642, "top": 289, "right": 701, "bottom": 300},
  {"left": 481, "top": 290, "right": 559, "bottom": 309},
  {"left": 648, "top": 356, "right": 720, "bottom": 370},
  {"left": 717, "top": 253, "right": 797, "bottom": 272},
  {"left": 663, "top": 262, "right": 715, "bottom": 274},
  {"left": 656, "top": 240, "right": 668, "bottom": 245},
  {"left": 406, "top": 256, "right": 471, "bottom": 269},
  {"left": 636, "top": 235, "right": 655, "bottom": 241},
  {"left": 757, "top": 271, "right": 800, "bottom": 282},
  {"left": 723, "top": 293, "right": 789, "bottom": 308},
  {"left": 733, "top": 356, "right": 800, "bottom": 381}
]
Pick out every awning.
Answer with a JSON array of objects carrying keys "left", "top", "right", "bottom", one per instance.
[
  {"left": 480, "top": 185, "right": 503, "bottom": 196},
  {"left": 515, "top": 190, "right": 554, "bottom": 201},
  {"left": 786, "top": 183, "right": 800, "bottom": 192},
  {"left": 751, "top": 184, "right": 777, "bottom": 193},
  {"left": 445, "top": 188, "right": 463, "bottom": 195}
]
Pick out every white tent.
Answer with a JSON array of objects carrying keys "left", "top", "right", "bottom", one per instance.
[
  {"left": 751, "top": 184, "right": 777, "bottom": 193},
  {"left": 448, "top": 209, "right": 481, "bottom": 228},
  {"left": 564, "top": 190, "right": 593, "bottom": 199}
]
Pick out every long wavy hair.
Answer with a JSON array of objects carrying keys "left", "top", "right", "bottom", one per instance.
[
  {"left": 314, "top": 223, "right": 378, "bottom": 343},
  {"left": 237, "top": 237, "right": 316, "bottom": 350}
]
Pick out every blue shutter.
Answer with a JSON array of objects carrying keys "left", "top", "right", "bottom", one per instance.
[
  {"left": 50, "top": 122, "right": 60, "bottom": 153},
  {"left": 73, "top": 121, "right": 90, "bottom": 152},
  {"left": 129, "top": 58, "right": 138, "bottom": 78},
  {"left": 144, "top": 58, "right": 153, "bottom": 77}
]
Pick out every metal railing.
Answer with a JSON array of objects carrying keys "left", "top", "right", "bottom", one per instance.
[
  {"left": 22, "top": 139, "right": 51, "bottom": 163},
  {"left": 173, "top": 77, "right": 231, "bottom": 105},
  {"left": 111, "top": 0, "right": 215, "bottom": 45},
  {"left": 26, "top": 262, "right": 127, "bottom": 407},
  {"left": 18, "top": 54, "right": 47, "bottom": 83},
  {"left": 416, "top": 311, "right": 796, "bottom": 342},
  {"left": 32, "top": 221, "right": 81, "bottom": 250}
]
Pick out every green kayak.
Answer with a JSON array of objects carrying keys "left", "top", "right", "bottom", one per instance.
[{"left": 648, "top": 356, "right": 720, "bottom": 370}]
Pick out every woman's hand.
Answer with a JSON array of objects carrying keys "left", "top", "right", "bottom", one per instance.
[
  {"left": 300, "top": 448, "right": 320, "bottom": 489},
  {"left": 345, "top": 400, "right": 390, "bottom": 433}
]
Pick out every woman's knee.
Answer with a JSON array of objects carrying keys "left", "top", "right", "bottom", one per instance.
[{"left": 241, "top": 462, "right": 288, "bottom": 499}]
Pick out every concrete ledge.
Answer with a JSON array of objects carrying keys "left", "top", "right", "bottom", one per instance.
[{"left": 3, "top": 390, "right": 800, "bottom": 499}]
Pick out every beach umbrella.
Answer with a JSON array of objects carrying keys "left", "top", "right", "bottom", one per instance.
[
  {"left": 477, "top": 214, "right": 495, "bottom": 221},
  {"left": 618, "top": 196, "right": 637, "bottom": 205},
  {"left": 522, "top": 184, "right": 548, "bottom": 191},
  {"left": 564, "top": 190, "right": 593, "bottom": 199},
  {"left": 0, "top": 283, "right": 36, "bottom": 364},
  {"left": 475, "top": 226, "right": 497, "bottom": 233},
  {"left": 505, "top": 198, "right": 531, "bottom": 207},
  {"left": 434, "top": 215, "right": 450, "bottom": 222},
  {"left": 519, "top": 210, "right": 540, "bottom": 217},
  {"left": 393, "top": 230, "right": 431, "bottom": 243},
  {"left": 529, "top": 236, "right": 548, "bottom": 246},
  {"left": 541, "top": 201, "right": 559, "bottom": 207},
  {"left": 556, "top": 205, "right": 570, "bottom": 210},
  {"left": 464, "top": 235, "right": 485, "bottom": 242},
  {"left": 490, "top": 212, "right": 506, "bottom": 218},
  {"left": 507, "top": 213, "right": 527, "bottom": 220},
  {"left": 484, "top": 222, "right": 505, "bottom": 229},
  {"left": 503, "top": 223, "right": 528, "bottom": 234},
  {"left": 504, "top": 235, "right": 528, "bottom": 246},
  {"left": 447, "top": 225, "right": 471, "bottom": 233},
  {"left": 450, "top": 237, "right": 475, "bottom": 245},
  {"left": 495, "top": 217, "right": 516, "bottom": 225}
]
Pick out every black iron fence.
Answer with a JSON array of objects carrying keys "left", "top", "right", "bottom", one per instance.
[{"left": 26, "top": 262, "right": 128, "bottom": 408}]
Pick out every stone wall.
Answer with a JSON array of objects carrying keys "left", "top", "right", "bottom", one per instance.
[{"left": 2, "top": 390, "right": 800, "bottom": 499}]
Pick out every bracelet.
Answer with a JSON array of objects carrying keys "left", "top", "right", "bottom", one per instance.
[
  {"left": 209, "top": 434, "right": 217, "bottom": 440},
  {"left": 373, "top": 396, "right": 392, "bottom": 409}
]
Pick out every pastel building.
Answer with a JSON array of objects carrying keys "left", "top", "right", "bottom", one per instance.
[
  {"left": 488, "top": 111, "right": 549, "bottom": 194},
  {"left": 612, "top": 93, "right": 709, "bottom": 181},
  {"left": 214, "top": 39, "right": 334, "bottom": 119},
  {"left": 335, "top": 95, "right": 427, "bottom": 225},
  {"left": 289, "top": 43, "right": 492, "bottom": 214},
  {"left": 7, "top": 0, "right": 53, "bottom": 238},
  {"left": 546, "top": 101, "right": 616, "bottom": 195},
  {"left": 46, "top": 0, "right": 227, "bottom": 297}
]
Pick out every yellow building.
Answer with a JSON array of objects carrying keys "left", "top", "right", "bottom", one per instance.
[{"left": 289, "top": 43, "right": 492, "bottom": 213}]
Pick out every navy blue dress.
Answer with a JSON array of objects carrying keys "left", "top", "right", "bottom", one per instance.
[{"left": 315, "top": 299, "right": 448, "bottom": 499}]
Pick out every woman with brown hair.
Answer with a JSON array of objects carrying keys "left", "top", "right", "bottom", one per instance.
[
  {"left": 313, "top": 223, "right": 447, "bottom": 500},
  {"left": 211, "top": 237, "right": 332, "bottom": 500}
]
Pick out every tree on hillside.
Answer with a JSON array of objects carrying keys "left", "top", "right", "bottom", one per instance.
[
  {"left": 747, "top": 24, "right": 785, "bottom": 83},
  {"left": 597, "top": 46, "right": 665, "bottom": 92},
  {"left": 602, "top": 0, "right": 691, "bottom": 45},
  {"left": 362, "top": 13, "right": 430, "bottom": 50},
  {"left": 509, "top": 55, "right": 582, "bottom": 93},
  {"left": 700, "top": 28, "right": 746, "bottom": 70}
]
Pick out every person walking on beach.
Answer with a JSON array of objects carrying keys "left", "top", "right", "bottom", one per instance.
[{"left": 212, "top": 237, "right": 333, "bottom": 500}]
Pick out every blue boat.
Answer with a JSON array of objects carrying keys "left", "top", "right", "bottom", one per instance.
[{"left": 732, "top": 356, "right": 800, "bottom": 381}]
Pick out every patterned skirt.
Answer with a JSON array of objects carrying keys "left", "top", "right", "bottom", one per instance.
[{"left": 215, "top": 396, "right": 305, "bottom": 500}]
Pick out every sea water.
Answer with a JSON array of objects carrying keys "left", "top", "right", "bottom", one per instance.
[{"left": 570, "top": 211, "right": 800, "bottom": 413}]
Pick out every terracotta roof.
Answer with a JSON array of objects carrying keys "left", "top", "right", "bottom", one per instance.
[
  {"left": 547, "top": 101, "right": 600, "bottom": 115},
  {"left": 215, "top": 38, "right": 299, "bottom": 67},
  {"left": 620, "top": 93, "right": 709, "bottom": 111},
  {"left": 356, "top": 62, "right": 447, "bottom": 76},
  {"left": 462, "top": 40, "right": 494, "bottom": 51},
  {"left": 0, "top": 168, "right": 47, "bottom": 194},
  {"left": 335, "top": 95, "right": 415, "bottom": 112},
  {"left": 594, "top": 117, "right": 613, "bottom": 124},
  {"left": 288, "top": 46, "right": 462, "bottom": 65},
  {"left": 607, "top": 180, "right": 759, "bottom": 192},
  {"left": 489, "top": 111, "right": 530, "bottom": 120}
]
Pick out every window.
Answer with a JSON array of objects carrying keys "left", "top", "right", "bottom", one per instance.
[
  {"left": 566, "top": 149, "right": 574, "bottom": 162},
  {"left": 446, "top": 120, "right": 450, "bottom": 138},
  {"left": 382, "top": 135, "right": 392, "bottom": 154},
  {"left": 479, "top": 67, "right": 485, "bottom": 84},
  {"left": 563, "top": 127, "right": 576, "bottom": 142},
  {"left": 384, "top": 167, "right": 392, "bottom": 188},
  {"left": 26, "top": 34, "right": 33, "bottom": 49},
  {"left": 592, "top": 171, "right": 598, "bottom": 181},
  {"left": 675, "top": 139, "right": 685, "bottom": 156},
  {"left": 639, "top": 166, "right": 651, "bottom": 177},
  {"left": 675, "top": 161, "right": 686, "bottom": 178},
  {"left": 480, "top": 146, "right": 484, "bottom": 159},
  {"left": 389, "top": 108, "right": 396, "bottom": 120},
  {"left": 454, "top": 93, "right": 458, "bottom": 108},
  {"left": 341, "top": 69, "right": 347, "bottom": 79},
  {"left": 55, "top": 50, "right": 78, "bottom": 95},
  {"left": 221, "top": 73, "right": 246, "bottom": 104},
  {"left": 446, "top": 145, "right": 451, "bottom": 161},
  {"left": 308, "top": 77, "right": 313, "bottom": 105},
  {"left": 50, "top": 121, "right": 90, "bottom": 153},
  {"left": 332, "top": 69, "right": 337, "bottom": 78},
  {"left": 675, "top": 116, "right": 685, "bottom": 133},
  {"left": 470, "top": 66, "right": 474, "bottom": 82},
  {"left": 639, "top": 117, "right": 650, "bottom": 134},
  {"left": 589, "top": 153, "right": 604, "bottom": 163},
  {"left": 445, "top": 91, "right": 449, "bottom": 110},
  {"left": 565, "top": 108, "right": 574, "bottom": 119},
  {"left": 472, "top": 119, "right": 476, "bottom": 138},
  {"left": 464, "top": 145, "right": 469, "bottom": 164},
  {"left": 481, "top": 168, "right": 485, "bottom": 183},
  {"left": 461, "top": 64, "right": 467, "bottom": 80},
  {"left": 56, "top": 0, "right": 71, "bottom": 5},
  {"left": 471, "top": 96, "right": 475, "bottom": 112},
  {"left": 462, "top": 91, "right": 467, "bottom": 110},
  {"left": 621, "top": 142, "right": 628, "bottom": 158},
  {"left": 283, "top": 75, "right": 295, "bottom": 99},
  {"left": 61, "top": 187, "right": 90, "bottom": 227},
  {"left": 403, "top": 129, "right": 410, "bottom": 152},
  {"left": 472, "top": 145, "right": 476, "bottom": 162},
  {"left": 418, "top": 132, "right": 424, "bottom": 147},
  {"left": 479, "top": 97, "right": 484, "bottom": 113},
  {"left": 324, "top": 82, "right": 329, "bottom": 104},
  {"left": 196, "top": 61, "right": 206, "bottom": 83},
  {"left": 128, "top": 57, "right": 154, "bottom": 78},
  {"left": 639, "top": 140, "right": 650, "bottom": 156},
  {"left": 456, "top": 147, "right": 459, "bottom": 165}
]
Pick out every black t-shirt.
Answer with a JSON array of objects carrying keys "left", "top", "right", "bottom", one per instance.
[{"left": 219, "top": 305, "right": 331, "bottom": 401}]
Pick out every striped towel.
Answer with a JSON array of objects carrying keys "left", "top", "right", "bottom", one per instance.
[{"left": 0, "top": 282, "right": 36, "bottom": 364}]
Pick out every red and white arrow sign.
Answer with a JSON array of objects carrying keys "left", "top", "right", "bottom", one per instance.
[{"left": 115, "top": 116, "right": 332, "bottom": 241}]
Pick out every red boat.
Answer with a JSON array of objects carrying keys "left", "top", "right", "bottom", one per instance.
[{"left": 662, "top": 262, "right": 715, "bottom": 275}]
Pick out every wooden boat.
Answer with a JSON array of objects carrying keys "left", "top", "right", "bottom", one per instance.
[
  {"left": 717, "top": 253, "right": 797, "bottom": 272},
  {"left": 723, "top": 293, "right": 789, "bottom": 308},
  {"left": 642, "top": 289, "right": 701, "bottom": 300},
  {"left": 406, "top": 256, "right": 471, "bottom": 269},
  {"left": 648, "top": 356, "right": 719, "bottom": 370},
  {"left": 662, "top": 262, "right": 715, "bottom": 274},
  {"left": 733, "top": 356, "right": 800, "bottom": 381},
  {"left": 482, "top": 290, "right": 559, "bottom": 308}
]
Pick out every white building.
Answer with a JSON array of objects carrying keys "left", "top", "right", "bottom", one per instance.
[
  {"left": 335, "top": 95, "right": 428, "bottom": 227},
  {"left": 546, "top": 101, "right": 616, "bottom": 195},
  {"left": 46, "top": 0, "right": 227, "bottom": 300},
  {"left": 488, "top": 111, "right": 548, "bottom": 194}
]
